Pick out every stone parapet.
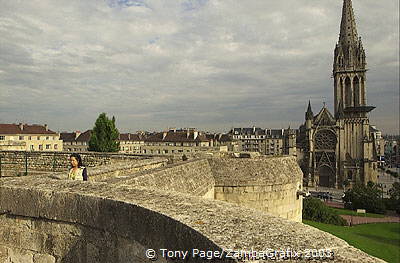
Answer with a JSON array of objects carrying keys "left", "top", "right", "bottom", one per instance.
[
  {"left": 0, "top": 150, "right": 158, "bottom": 176},
  {"left": 0, "top": 177, "right": 383, "bottom": 262},
  {"left": 209, "top": 157, "right": 303, "bottom": 222},
  {"left": 208, "top": 156, "right": 303, "bottom": 186},
  {"left": 105, "top": 159, "right": 215, "bottom": 198}
]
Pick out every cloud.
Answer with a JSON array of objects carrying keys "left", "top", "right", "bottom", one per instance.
[{"left": 0, "top": 0, "right": 398, "bottom": 134}]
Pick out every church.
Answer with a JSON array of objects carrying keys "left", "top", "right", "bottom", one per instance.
[{"left": 299, "top": 0, "right": 378, "bottom": 188}]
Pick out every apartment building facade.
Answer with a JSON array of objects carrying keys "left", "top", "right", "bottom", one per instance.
[{"left": 0, "top": 123, "right": 63, "bottom": 151}]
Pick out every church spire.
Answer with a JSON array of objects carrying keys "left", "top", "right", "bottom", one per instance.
[
  {"left": 306, "top": 100, "right": 313, "bottom": 120},
  {"left": 339, "top": 0, "right": 358, "bottom": 46}
]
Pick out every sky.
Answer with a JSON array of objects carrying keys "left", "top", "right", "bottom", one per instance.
[{"left": 0, "top": 0, "right": 399, "bottom": 134}]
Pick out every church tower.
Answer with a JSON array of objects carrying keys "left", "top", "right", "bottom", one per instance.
[
  {"left": 300, "top": 0, "right": 378, "bottom": 188},
  {"left": 333, "top": 0, "right": 377, "bottom": 186},
  {"left": 333, "top": 0, "right": 368, "bottom": 115}
]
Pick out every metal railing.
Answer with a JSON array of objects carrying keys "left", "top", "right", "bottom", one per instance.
[{"left": 0, "top": 152, "right": 63, "bottom": 177}]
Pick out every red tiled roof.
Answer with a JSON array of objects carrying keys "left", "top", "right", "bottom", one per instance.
[{"left": 0, "top": 123, "right": 57, "bottom": 135}]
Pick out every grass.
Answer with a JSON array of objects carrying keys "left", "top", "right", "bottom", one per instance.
[
  {"left": 304, "top": 220, "right": 400, "bottom": 263},
  {"left": 331, "top": 208, "right": 385, "bottom": 218}
]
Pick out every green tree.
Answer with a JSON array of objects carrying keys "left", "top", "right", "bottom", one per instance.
[
  {"left": 88, "top": 113, "right": 120, "bottom": 152},
  {"left": 343, "top": 182, "right": 385, "bottom": 214},
  {"left": 388, "top": 182, "right": 400, "bottom": 214}
]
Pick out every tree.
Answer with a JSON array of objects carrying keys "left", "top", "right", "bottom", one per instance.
[
  {"left": 343, "top": 182, "right": 385, "bottom": 214},
  {"left": 388, "top": 182, "right": 400, "bottom": 214},
  {"left": 88, "top": 113, "right": 120, "bottom": 152}
]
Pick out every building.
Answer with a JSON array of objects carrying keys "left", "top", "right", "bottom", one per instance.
[
  {"left": 230, "top": 127, "right": 296, "bottom": 156},
  {"left": 370, "top": 126, "right": 385, "bottom": 167},
  {"left": 206, "top": 133, "right": 241, "bottom": 152},
  {"left": 0, "top": 123, "right": 63, "bottom": 151},
  {"left": 119, "top": 133, "right": 145, "bottom": 154},
  {"left": 299, "top": 0, "right": 378, "bottom": 188},
  {"left": 142, "top": 128, "right": 223, "bottom": 155},
  {"left": 60, "top": 130, "right": 92, "bottom": 152},
  {"left": 384, "top": 135, "right": 400, "bottom": 168}
]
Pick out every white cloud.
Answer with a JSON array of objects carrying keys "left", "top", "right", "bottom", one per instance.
[{"left": 0, "top": 0, "right": 398, "bottom": 134}]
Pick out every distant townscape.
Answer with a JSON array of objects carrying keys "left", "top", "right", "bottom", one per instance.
[
  {"left": 0, "top": 0, "right": 398, "bottom": 191},
  {"left": 0, "top": 1, "right": 399, "bottom": 262}
]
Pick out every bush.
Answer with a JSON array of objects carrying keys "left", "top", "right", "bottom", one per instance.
[
  {"left": 343, "top": 182, "right": 385, "bottom": 214},
  {"left": 303, "top": 197, "right": 347, "bottom": 226}
]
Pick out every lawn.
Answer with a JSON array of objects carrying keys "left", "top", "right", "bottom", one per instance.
[
  {"left": 304, "top": 220, "right": 400, "bottom": 263},
  {"left": 331, "top": 208, "right": 385, "bottom": 218}
]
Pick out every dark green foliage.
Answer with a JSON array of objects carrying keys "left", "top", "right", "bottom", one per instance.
[
  {"left": 303, "top": 197, "right": 348, "bottom": 226},
  {"left": 88, "top": 113, "right": 120, "bottom": 152},
  {"left": 343, "top": 182, "right": 386, "bottom": 214},
  {"left": 387, "top": 182, "right": 400, "bottom": 214}
]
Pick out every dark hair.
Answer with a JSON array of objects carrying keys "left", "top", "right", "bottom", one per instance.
[{"left": 70, "top": 153, "right": 83, "bottom": 168}]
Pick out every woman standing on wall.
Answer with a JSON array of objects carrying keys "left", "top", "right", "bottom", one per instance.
[{"left": 68, "top": 153, "right": 88, "bottom": 181}]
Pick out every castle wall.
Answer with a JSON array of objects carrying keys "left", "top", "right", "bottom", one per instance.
[
  {"left": 108, "top": 159, "right": 215, "bottom": 198},
  {"left": 209, "top": 157, "right": 303, "bottom": 222},
  {"left": 0, "top": 178, "right": 226, "bottom": 263},
  {"left": 0, "top": 176, "right": 382, "bottom": 263},
  {"left": 0, "top": 150, "right": 162, "bottom": 177}
]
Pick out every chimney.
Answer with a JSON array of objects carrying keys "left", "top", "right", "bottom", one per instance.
[
  {"left": 194, "top": 131, "right": 198, "bottom": 140},
  {"left": 162, "top": 131, "right": 167, "bottom": 140},
  {"left": 19, "top": 123, "right": 23, "bottom": 131},
  {"left": 187, "top": 129, "right": 190, "bottom": 138},
  {"left": 44, "top": 124, "right": 48, "bottom": 131}
]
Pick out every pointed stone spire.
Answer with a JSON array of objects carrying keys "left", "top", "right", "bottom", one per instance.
[
  {"left": 339, "top": 0, "right": 358, "bottom": 46},
  {"left": 306, "top": 100, "right": 313, "bottom": 120}
]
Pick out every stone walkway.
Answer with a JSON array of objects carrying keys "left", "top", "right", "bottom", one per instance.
[
  {"left": 325, "top": 201, "right": 344, "bottom": 209},
  {"left": 340, "top": 214, "right": 400, "bottom": 225}
]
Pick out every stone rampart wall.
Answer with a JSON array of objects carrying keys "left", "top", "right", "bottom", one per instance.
[
  {"left": 209, "top": 157, "right": 303, "bottom": 222},
  {"left": 0, "top": 151, "right": 160, "bottom": 176},
  {"left": 0, "top": 177, "right": 382, "bottom": 263},
  {"left": 108, "top": 159, "right": 215, "bottom": 198},
  {"left": 0, "top": 178, "right": 226, "bottom": 263}
]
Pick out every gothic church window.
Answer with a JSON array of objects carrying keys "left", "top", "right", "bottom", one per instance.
[
  {"left": 315, "top": 130, "right": 336, "bottom": 150},
  {"left": 345, "top": 77, "right": 352, "bottom": 107},
  {"left": 353, "top": 76, "right": 360, "bottom": 106}
]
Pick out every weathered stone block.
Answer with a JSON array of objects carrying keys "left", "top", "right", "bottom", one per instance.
[{"left": 33, "top": 253, "right": 56, "bottom": 263}]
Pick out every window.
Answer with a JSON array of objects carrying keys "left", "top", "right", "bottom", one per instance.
[
  {"left": 46, "top": 144, "right": 51, "bottom": 149},
  {"left": 0, "top": 136, "right": 5, "bottom": 140},
  {"left": 37, "top": 136, "right": 40, "bottom": 140},
  {"left": 30, "top": 145, "right": 34, "bottom": 151},
  {"left": 46, "top": 136, "right": 49, "bottom": 140},
  {"left": 19, "top": 136, "right": 24, "bottom": 140},
  {"left": 54, "top": 144, "right": 58, "bottom": 150},
  {"left": 29, "top": 136, "right": 32, "bottom": 140},
  {"left": 39, "top": 145, "right": 43, "bottom": 150}
]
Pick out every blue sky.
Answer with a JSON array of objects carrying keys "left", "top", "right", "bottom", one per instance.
[{"left": 0, "top": 0, "right": 398, "bottom": 134}]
